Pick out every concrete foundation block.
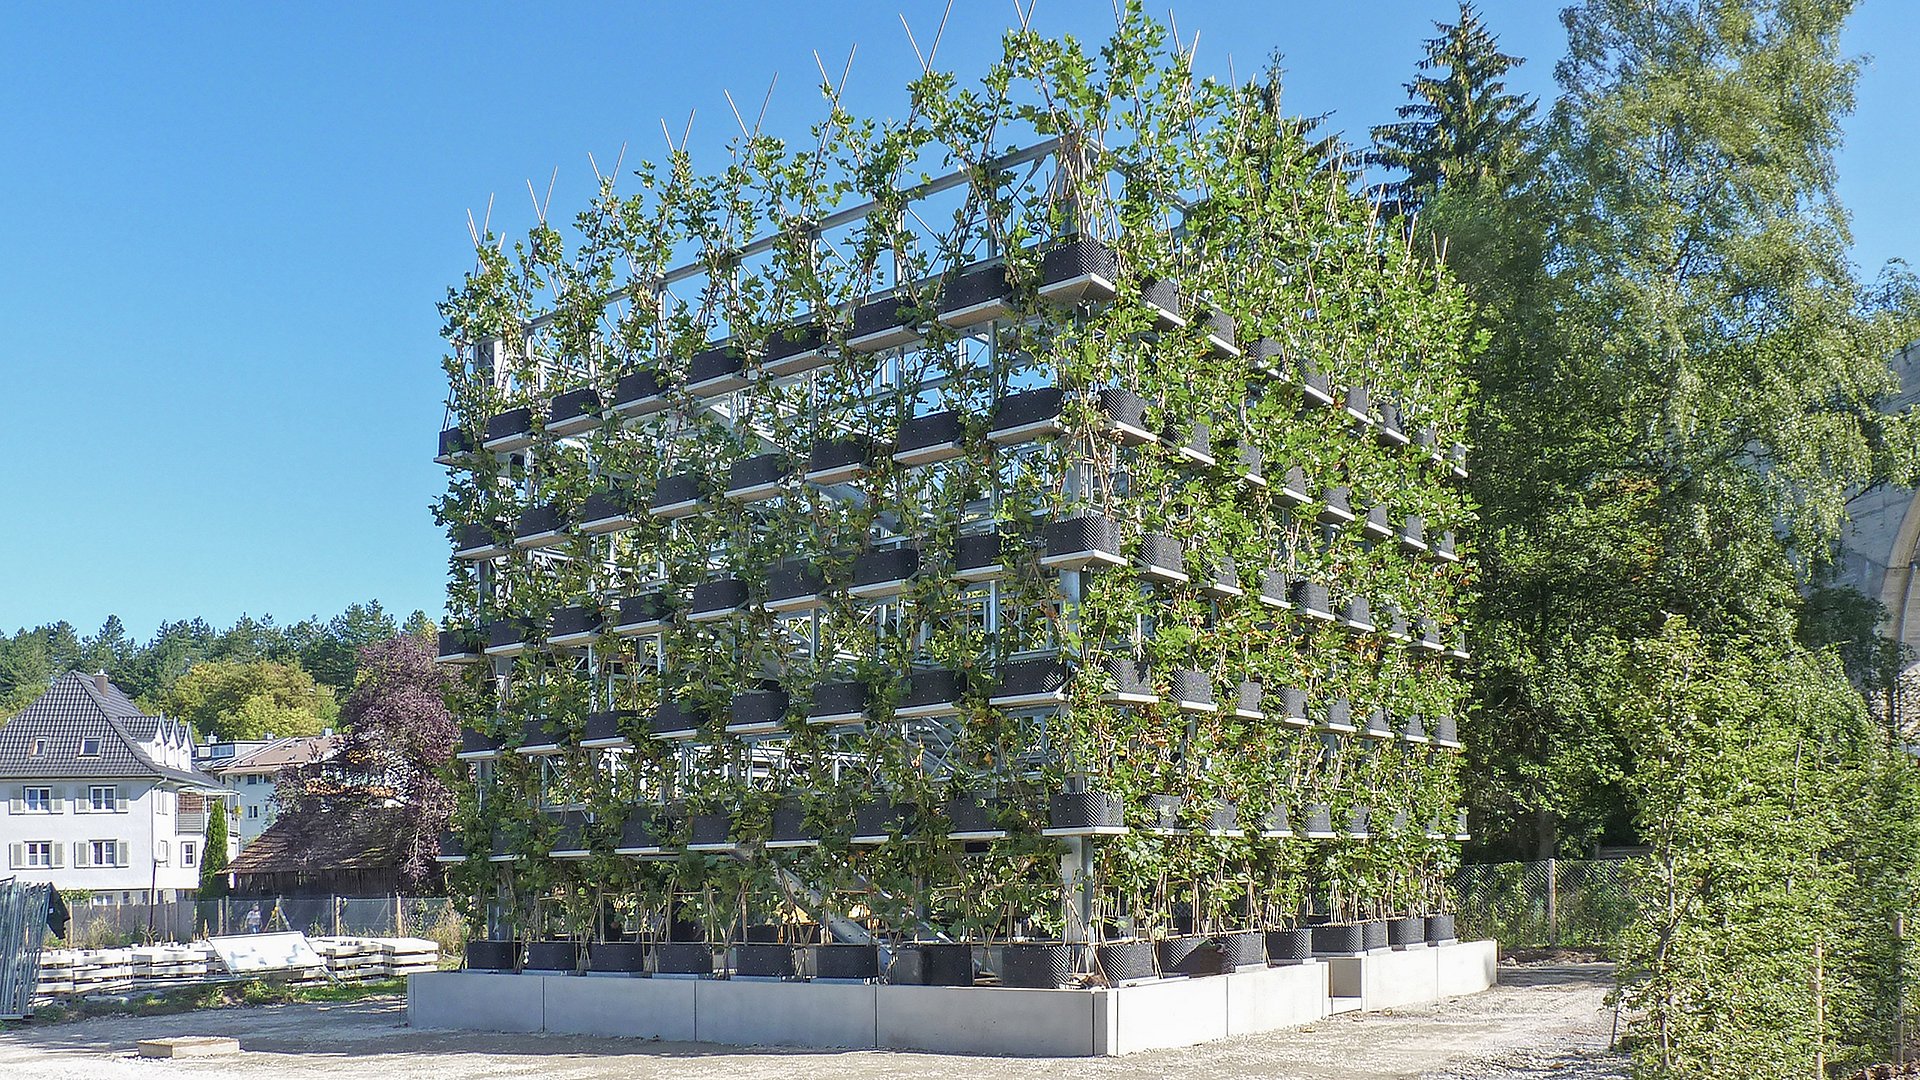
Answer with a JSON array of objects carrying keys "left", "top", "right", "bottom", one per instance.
[
  {"left": 407, "top": 971, "right": 544, "bottom": 1033},
  {"left": 137, "top": 1037, "right": 239, "bottom": 1058},
  {"left": 1359, "top": 946, "right": 1441, "bottom": 1011},
  {"left": 1224, "top": 962, "right": 1329, "bottom": 1034},
  {"left": 1436, "top": 940, "right": 1499, "bottom": 998},
  {"left": 543, "top": 972, "right": 696, "bottom": 1041},
  {"left": 1108, "top": 974, "right": 1229, "bottom": 1054},
  {"left": 696, "top": 978, "right": 876, "bottom": 1049},
  {"left": 876, "top": 984, "right": 1098, "bottom": 1056}
]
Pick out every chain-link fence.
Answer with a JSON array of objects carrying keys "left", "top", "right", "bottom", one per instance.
[
  {"left": 1454, "top": 858, "right": 1637, "bottom": 949},
  {"left": 59, "top": 896, "right": 458, "bottom": 950}
]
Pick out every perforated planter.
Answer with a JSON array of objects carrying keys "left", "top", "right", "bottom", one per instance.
[
  {"left": 1294, "top": 580, "right": 1336, "bottom": 622},
  {"left": 1036, "top": 237, "right": 1118, "bottom": 303},
  {"left": 1144, "top": 793, "right": 1184, "bottom": 835},
  {"left": 1361, "top": 920, "right": 1391, "bottom": 953},
  {"left": 1099, "top": 657, "right": 1158, "bottom": 706},
  {"left": 545, "top": 605, "right": 602, "bottom": 649},
  {"left": 1203, "top": 801, "right": 1244, "bottom": 838},
  {"left": 1170, "top": 669, "right": 1216, "bottom": 714},
  {"left": 767, "top": 801, "right": 821, "bottom": 849},
  {"left": 547, "top": 387, "right": 602, "bottom": 438},
  {"left": 1425, "top": 914, "right": 1458, "bottom": 944},
  {"left": 1432, "top": 714, "right": 1463, "bottom": 749},
  {"left": 687, "top": 577, "right": 748, "bottom": 622},
  {"left": 1301, "top": 803, "right": 1338, "bottom": 840},
  {"left": 939, "top": 262, "right": 1013, "bottom": 328},
  {"left": 1361, "top": 504, "right": 1395, "bottom": 542},
  {"left": 807, "top": 679, "right": 870, "bottom": 727},
  {"left": 895, "top": 942, "right": 975, "bottom": 986},
  {"left": 987, "top": 386, "right": 1064, "bottom": 444},
  {"left": 454, "top": 522, "right": 508, "bottom": 561},
  {"left": 1258, "top": 568, "right": 1296, "bottom": 609},
  {"left": 1376, "top": 401, "right": 1410, "bottom": 447},
  {"left": 806, "top": 434, "right": 878, "bottom": 485},
  {"left": 1097, "top": 386, "right": 1156, "bottom": 444},
  {"left": 685, "top": 344, "right": 750, "bottom": 397},
  {"left": 1449, "top": 442, "right": 1469, "bottom": 479},
  {"left": 1139, "top": 276, "right": 1187, "bottom": 329},
  {"left": 1216, "top": 930, "right": 1265, "bottom": 971},
  {"left": 1042, "top": 512, "right": 1124, "bottom": 570},
  {"left": 953, "top": 529, "right": 1010, "bottom": 582},
  {"left": 1296, "top": 357, "right": 1337, "bottom": 407},
  {"left": 1346, "top": 806, "right": 1372, "bottom": 839},
  {"left": 945, "top": 791, "right": 1007, "bottom": 840},
  {"left": 610, "top": 368, "right": 669, "bottom": 419},
  {"left": 1399, "top": 713, "right": 1430, "bottom": 745},
  {"left": 435, "top": 427, "right": 474, "bottom": 466},
  {"left": 649, "top": 471, "right": 704, "bottom": 518},
  {"left": 1043, "top": 790, "right": 1126, "bottom": 836},
  {"left": 1157, "top": 935, "right": 1221, "bottom": 977},
  {"left": 517, "top": 717, "right": 568, "bottom": 756},
  {"left": 653, "top": 942, "right": 715, "bottom": 977},
  {"left": 1339, "top": 597, "right": 1375, "bottom": 635},
  {"left": 649, "top": 699, "right": 706, "bottom": 741},
  {"left": 1322, "top": 697, "right": 1356, "bottom": 734},
  {"left": 1275, "top": 686, "right": 1310, "bottom": 727},
  {"left": 1202, "top": 555, "right": 1242, "bottom": 600},
  {"left": 436, "top": 629, "right": 484, "bottom": 665},
  {"left": 810, "top": 943, "right": 880, "bottom": 981},
  {"left": 1310, "top": 924, "right": 1366, "bottom": 957},
  {"left": 482, "top": 406, "right": 534, "bottom": 453},
  {"left": 1361, "top": 708, "right": 1394, "bottom": 741},
  {"left": 1276, "top": 465, "right": 1313, "bottom": 507},
  {"left": 524, "top": 940, "right": 580, "bottom": 972},
  {"left": 615, "top": 806, "right": 663, "bottom": 856},
  {"left": 1248, "top": 336, "right": 1287, "bottom": 380},
  {"left": 1382, "top": 604, "right": 1414, "bottom": 645},
  {"left": 892, "top": 410, "right": 965, "bottom": 466},
  {"left": 1433, "top": 530, "right": 1461, "bottom": 563},
  {"left": 1000, "top": 942, "right": 1076, "bottom": 989},
  {"left": 612, "top": 591, "right": 671, "bottom": 637},
  {"left": 1388, "top": 915, "right": 1427, "bottom": 949},
  {"left": 1415, "top": 616, "right": 1446, "bottom": 652},
  {"left": 1233, "top": 440, "right": 1266, "bottom": 487},
  {"left": 577, "top": 488, "right": 640, "bottom": 534},
  {"left": 1170, "top": 418, "right": 1215, "bottom": 467},
  {"left": 581, "top": 709, "right": 636, "bottom": 750},
  {"left": 1232, "top": 680, "right": 1264, "bottom": 721},
  {"left": 851, "top": 798, "right": 906, "bottom": 845},
  {"left": 1266, "top": 927, "right": 1314, "bottom": 964},
  {"left": 849, "top": 545, "right": 920, "bottom": 600},
  {"left": 1138, "top": 533, "right": 1188, "bottom": 584},
  {"left": 589, "top": 941, "right": 648, "bottom": 974},
  {"left": 1343, "top": 384, "right": 1374, "bottom": 427},
  {"left": 1202, "top": 309, "right": 1239, "bottom": 357},
  {"left": 1398, "top": 513, "right": 1428, "bottom": 553},
  {"left": 687, "top": 812, "right": 735, "bottom": 852},
  {"left": 726, "top": 688, "right": 790, "bottom": 736},
  {"left": 896, "top": 668, "right": 964, "bottom": 719},
  {"left": 1317, "top": 485, "right": 1356, "bottom": 526},
  {"left": 763, "top": 320, "right": 829, "bottom": 378},
  {"left": 988, "top": 657, "right": 1068, "bottom": 709},
  {"left": 435, "top": 831, "right": 465, "bottom": 864},
  {"left": 734, "top": 943, "right": 797, "bottom": 979},
  {"left": 455, "top": 727, "right": 500, "bottom": 761},
  {"left": 725, "top": 453, "right": 790, "bottom": 502},
  {"left": 1093, "top": 939, "right": 1156, "bottom": 986},
  {"left": 549, "top": 810, "right": 592, "bottom": 859},
  {"left": 848, "top": 294, "right": 925, "bottom": 352},
  {"left": 1257, "top": 804, "right": 1294, "bottom": 839},
  {"left": 465, "top": 940, "right": 521, "bottom": 972},
  {"left": 483, "top": 618, "right": 536, "bottom": 658},
  {"left": 763, "top": 559, "right": 827, "bottom": 613},
  {"left": 513, "top": 503, "right": 567, "bottom": 550}
]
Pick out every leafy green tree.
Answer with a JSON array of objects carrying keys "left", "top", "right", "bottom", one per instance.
[
  {"left": 160, "top": 659, "right": 339, "bottom": 740},
  {"left": 199, "top": 798, "right": 230, "bottom": 898}
]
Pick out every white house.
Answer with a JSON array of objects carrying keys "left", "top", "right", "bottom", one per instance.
[
  {"left": 0, "top": 672, "right": 221, "bottom": 904},
  {"left": 200, "top": 734, "right": 340, "bottom": 847}
]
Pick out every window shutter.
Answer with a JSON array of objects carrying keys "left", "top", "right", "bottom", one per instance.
[
  {"left": 116, "top": 840, "right": 129, "bottom": 866},
  {"left": 50, "top": 788, "right": 63, "bottom": 813},
  {"left": 116, "top": 793, "right": 128, "bottom": 812},
  {"left": 73, "top": 789, "right": 88, "bottom": 815},
  {"left": 73, "top": 841, "right": 90, "bottom": 868},
  {"left": 49, "top": 844, "right": 63, "bottom": 868},
  {"left": 8, "top": 844, "right": 21, "bottom": 869},
  {"left": 8, "top": 794, "right": 22, "bottom": 814}
]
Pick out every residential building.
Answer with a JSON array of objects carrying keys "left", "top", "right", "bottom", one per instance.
[
  {"left": 200, "top": 734, "right": 341, "bottom": 847},
  {"left": 0, "top": 672, "right": 220, "bottom": 903}
]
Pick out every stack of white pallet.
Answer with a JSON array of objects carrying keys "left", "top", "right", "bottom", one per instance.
[
  {"left": 35, "top": 951, "right": 76, "bottom": 997},
  {"left": 47, "top": 949, "right": 134, "bottom": 996},
  {"left": 33, "top": 935, "right": 438, "bottom": 1000},
  {"left": 130, "top": 944, "right": 217, "bottom": 987},
  {"left": 371, "top": 937, "right": 440, "bottom": 977},
  {"left": 310, "top": 937, "right": 440, "bottom": 980}
]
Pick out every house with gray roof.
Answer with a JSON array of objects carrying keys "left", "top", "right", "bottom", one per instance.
[{"left": 0, "top": 672, "right": 221, "bottom": 904}]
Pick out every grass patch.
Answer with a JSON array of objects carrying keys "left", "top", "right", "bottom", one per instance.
[{"left": 5, "top": 977, "right": 407, "bottom": 1028}]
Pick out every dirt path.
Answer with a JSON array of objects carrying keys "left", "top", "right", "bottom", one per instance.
[{"left": 0, "top": 964, "right": 1623, "bottom": 1080}]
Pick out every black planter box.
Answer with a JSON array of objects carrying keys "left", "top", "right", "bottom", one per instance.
[
  {"left": 725, "top": 453, "right": 790, "bottom": 502},
  {"left": 1266, "top": 927, "right": 1313, "bottom": 963},
  {"left": 897, "top": 668, "right": 963, "bottom": 718},
  {"left": 434, "top": 830, "right": 465, "bottom": 863},
  {"left": 1157, "top": 934, "right": 1221, "bottom": 977},
  {"left": 1433, "top": 529, "right": 1460, "bottom": 562},
  {"left": 653, "top": 942, "right": 714, "bottom": 976},
  {"left": 805, "top": 434, "right": 878, "bottom": 485},
  {"left": 616, "top": 806, "right": 663, "bottom": 854},
  {"left": 810, "top": 943, "right": 879, "bottom": 981},
  {"left": 808, "top": 679, "right": 869, "bottom": 726},
  {"left": 953, "top": 529, "right": 1009, "bottom": 582},
  {"left": 513, "top": 503, "right": 567, "bottom": 549},
  {"left": 649, "top": 471, "right": 704, "bottom": 518},
  {"left": 1362, "top": 707, "right": 1394, "bottom": 740},
  {"left": 944, "top": 792, "right": 1005, "bottom": 839},
  {"left": 1276, "top": 465, "right": 1313, "bottom": 507},
  {"left": 1258, "top": 568, "right": 1296, "bottom": 609},
  {"left": 1362, "top": 504, "right": 1395, "bottom": 541},
  {"left": 1097, "top": 386, "right": 1155, "bottom": 444},
  {"left": 1398, "top": 513, "right": 1428, "bottom": 552},
  {"left": 1416, "top": 616, "right": 1446, "bottom": 651},
  {"left": 1399, "top": 713, "right": 1429, "bottom": 744},
  {"left": 1432, "top": 714, "right": 1462, "bottom": 748},
  {"left": 851, "top": 798, "right": 905, "bottom": 844},
  {"left": 987, "top": 386, "right": 1065, "bottom": 444},
  {"left": 1139, "top": 276, "right": 1187, "bottom": 329},
  {"left": 1449, "top": 441, "right": 1469, "bottom": 479},
  {"left": 1377, "top": 401, "right": 1410, "bottom": 446},
  {"left": 436, "top": 426, "right": 473, "bottom": 465},
  {"left": 588, "top": 941, "right": 648, "bottom": 973},
  {"left": 518, "top": 716, "right": 568, "bottom": 754},
  {"left": 1093, "top": 939, "right": 1156, "bottom": 985},
  {"left": 1296, "top": 357, "right": 1336, "bottom": 407},
  {"left": 847, "top": 294, "right": 924, "bottom": 352},
  {"left": 763, "top": 320, "right": 829, "bottom": 378},
  {"left": 849, "top": 545, "right": 920, "bottom": 600},
  {"left": 938, "top": 262, "right": 1013, "bottom": 327},
  {"left": 1202, "top": 555, "right": 1241, "bottom": 599},
  {"left": 1257, "top": 804, "right": 1293, "bottom": 837},
  {"left": 1144, "top": 793, "right": 1184, "bottom": 833},
  {"left": 1044, "top": 790, "right": 1126, "bottom": 836},
  {"left": 613, "top": 591, "right": 671, "bottom": 636},
  {"left": 897, "top": 942, "right": 974, "bottom": 986},
  {"left": 1202, "top": 308, "right": 1238, "bottom": 357},
  {"left": 1234, "top": 440, "right": 1266, "bottom": 486},
  {"left": 1215, "top": 929, "right": 1265, "bottom": 970},
  {"left": 768, "top": 801, "right": 820, "bottom": 848},
  {"left": 1042, "top": 512, "right": 1124, "bottom": 569},
  {"left": 548, "top": 809, "right": 591, "bottom": 857},
  {"left": 763, "top": 559, "right": 827, "bottom": 612},
  {"left": 1323, "top": 696, "right": 1355, "bottom": 733},
  {"left": 1137, "top": 533, "right": 1188, "bottom": 584},
  {"left": 1339, "top": 597, "right": 1374, "bottom": 634},
  {"left": 727, "top": 689, "right": 790, "bottom": 735},
  {"left": 1275, "top": 686, "right": 1309, "bottom": 726},
  {"left": 1203, "top": 801, "right": 1243, "bottom": 837},
  {"left": 1170, "top": 668, "right": 1216, "bottom": 713},
  {"left": 892, "top": 410, "right": 964, "bottom": 466},
  {"left": 685, "top": 344, "right": 749, "bottom": 397},
  {"left": 1311, "top": 923, "right": 1366, "bottom": 956},
  {"left": 582, "top": 709, "right": 637, "bottom": 748},
  {"left": 577, "top": 488, "right": 640, "bottom": 534},
  {"left": 1454, "top": 808, "right": 1472, "bottom": 840},
  {"left": 1248, "top": 336, "right": 1286, "bottom": 379},
  {"left": 482, "top": 406, "right": 535, "bottom": 452},
  {"left": 1388, "top": 915, "right": 1426, "bottom": 948},
  {"left": 1425, "top": 914, "right": 1458, "bottom": 944},
  {"left": 456, "top": 727, "right": 500, "bottom": 759},
  {"left": 687, "top": 577, "right": 749, "bottom": 622},
  {"left": 523, "top": 940, "right": 579, "bottom": 972},
  {"left": 465, "top": 940, "right": 521, "bottom": 972},
  {"left": 611, "top": 368, "right": 669, "bottom": 418},
  {"left": 1036, "top": 237, "right": 1119, "bottom": 303},
  {"left": 1317, "top": 485, "right": 1355, "bottom": 526},
  {"left": 1100, "top": 656, "right": 1157, "bottom": 706},
  {"left": 437, "top": 629, "right": 484, "bottom": 665},
  {"left": 1293, "top": 580, "right": 1335, "bottom": 622},
  {"left": 988, "top": 657, "right": 1068, "bottom": 708},
  {"left": 483, "top": 618, "right": 536, "bottom": 657},
  {"left": 1301, "top": 803, "right": 1337, "bottom": 839},
  {"left": 1360, "top": 920, "right": 1390, "bottom": 952},
  {"left": 1233, "top": 679, "right": 1264, "bottom": 720},
  {"left": 546, "top": 604, "right": 602, "bottom": 647},
  {"left": 1343, "top": 384, "right": 1374, "bottom": 426},
  {"left": 547, "top": 386, "right": 603, "bottom": 438},
  {"left": 1346, "top": 806, "right": 1372, "bottom": 838},
  {"left": 650, "top": 699, "right": 706, "bottom": 740},
  {"left": 733, "top": 942, "right": 796, "bottom": 978},
  {"left": 687, "top": 812, "right": 733, "bottom": 850},
  {"left": 1000, "top": 942, "right": 1076, "bottom": 988},
  {"left": 1170, "top": 418, "right": 1215, "bottom": 467}
]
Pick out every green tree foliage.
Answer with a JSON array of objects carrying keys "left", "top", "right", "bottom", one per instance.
[
  {"left": 159, "top": 659, "right": 339, "bottom": 741},
  {"left": 199, "top": 798, "right": 230, "bottom": 898}
]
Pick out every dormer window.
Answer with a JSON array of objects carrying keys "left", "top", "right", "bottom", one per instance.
[
  {"left": 78, "top": 738, "right": 101, "bottom": 757},
  {"left": 29, "top": 739, "right": 46, "bottom": 758}
]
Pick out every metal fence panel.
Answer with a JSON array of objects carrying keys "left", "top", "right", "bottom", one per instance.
[{"left": 1454, "top": 858, "right": 1636, "bottom": 948}]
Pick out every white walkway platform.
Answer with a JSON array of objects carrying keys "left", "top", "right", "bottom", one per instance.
[{"left": 408, "top": 939, "right": 1498, "bottom": 1057}]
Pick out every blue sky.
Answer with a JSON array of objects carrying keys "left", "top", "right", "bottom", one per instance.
[{"left": 2, "top": 2, "right": 1914, "bottom": 640}]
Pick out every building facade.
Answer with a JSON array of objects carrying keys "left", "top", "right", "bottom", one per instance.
[
  {"left": 200, "top": 734, "right": 340, "bottom": 847},
  {"left": 0, "top": 672, "right": 219, "bottom": 904}
]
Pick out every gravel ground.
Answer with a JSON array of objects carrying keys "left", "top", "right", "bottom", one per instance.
[{"left": 0, "top": 963, "right": 1623, "bottom": 1080}]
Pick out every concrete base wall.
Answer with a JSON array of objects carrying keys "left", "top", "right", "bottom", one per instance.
[{"left": 408, "top": 940, "right": 1498, "bottom": 1056}]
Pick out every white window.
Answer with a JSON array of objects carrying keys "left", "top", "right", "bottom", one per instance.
[
  {"left": 27, "top": 842, "right": 54, "bottom": 867},
  {"left": 247, "top": 774, "right": 262, "bottom": 787},
  {"left": 180, "top": 842, "right": 198, "bottom": 867},
  {"left": 29, "top": 738, "right": 46, "bottom": 758},
  {"left": 88, "top": 786, "right": 121, "bottom": 812},
  {"left": 247, "top": 804, "right": 261, "bottom": 820},
  {"left": 156, "top": 839, "right": 170, "bottom": 864},
  {"left": 78, "top": 840, "right": 126, "bottom": 867},
  {"left": 8, "top": 841, "right": 61, "bottom": 869},
  {"left": 20, "top": 787, "right": 54, "bottom": 813},
  {"left": 78, "top": 738, "right": 101, "bottom": 757}
]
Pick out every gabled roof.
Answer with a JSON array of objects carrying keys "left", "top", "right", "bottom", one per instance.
[
  {"left": 0, "top": 672, "right": 218, "bottom": 788},
  {"left": 205, "top": 734, "right": 341, "bottom": 776}
]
